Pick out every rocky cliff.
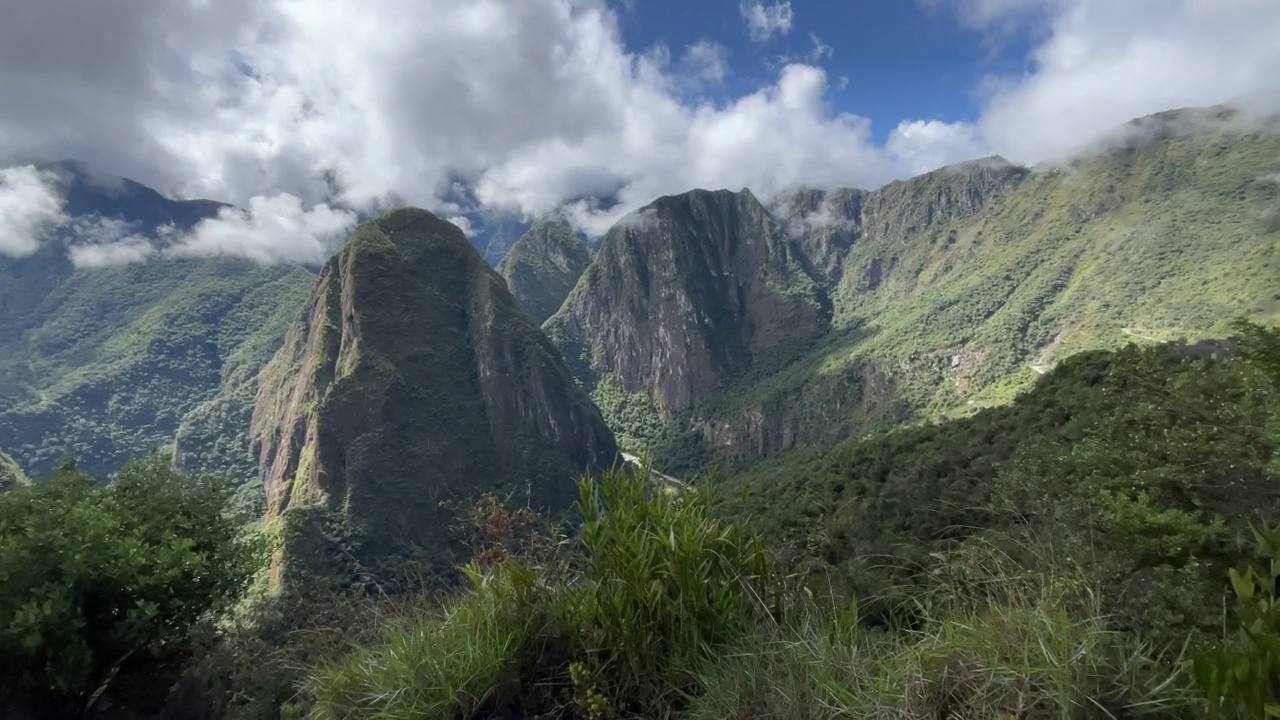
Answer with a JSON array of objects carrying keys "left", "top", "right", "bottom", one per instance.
[
  {"left": 497, "top": 221, "right": 592, "bottom": 324},
  {"left": 250, "top": 208, "right": 618, "bottom": 589},
  {"left": 547, "top": 188, "right": 830, "bottom": 419},
  {"left": 552, "top": 108, "right": 1280, "bottom": 473},
  {"left": 0, "top": 448, "right": 27, "bottom": 491}
]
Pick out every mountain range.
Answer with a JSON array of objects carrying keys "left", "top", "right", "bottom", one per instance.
[
  {"left": 552, "top": 106, "right": 1280, "bottom": 472},
  {"left": 1, "top": 104, "right": 1277, "bottom": 577}
]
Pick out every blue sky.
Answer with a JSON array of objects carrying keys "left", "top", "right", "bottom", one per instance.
[{"left": 614, "top": 0, "right": 1040, "bottom": 142}]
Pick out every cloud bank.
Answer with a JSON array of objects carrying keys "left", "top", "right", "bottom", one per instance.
[{"left": 0, "top": 0, "right": 1276, "bottom": 263}]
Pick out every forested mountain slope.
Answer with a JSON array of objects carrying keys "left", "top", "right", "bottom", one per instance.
[
  {"left": 496, "top": 220, "right": 592, "bottom": 324},
  {"left": 0, "top": 162, "right": 315, "bottom": 489},
  {"left": 551, "top": 107, "right": 1280, "bottom": 473}
]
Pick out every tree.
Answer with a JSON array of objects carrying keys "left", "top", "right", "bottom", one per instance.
[
  {"left": 0, "top": 453, "right": 264, "bottom": 716},
  {"left": 994, "top": 341, "right": 1276, "bottom": 649}
]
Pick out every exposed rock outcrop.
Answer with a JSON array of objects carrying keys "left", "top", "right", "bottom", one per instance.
[
  {"left": 547, "top": 188, "right": 831, "bottom": 420},
  {"left": 250, "top": 208, "right": 618, "bottom": 589},
  {"left": 0, "top": 448, "right": 27, "bottom": 491}
]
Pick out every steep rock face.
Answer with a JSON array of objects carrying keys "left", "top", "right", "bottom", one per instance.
[
  {"left": 683, "top": 117, "right": 1280, "bottom": 470},
  {"left": 250, "top": 208, "right": 618, "bottom": 588},
  {"left": 547, "top": 188, "right": 830, "bottom": 419},
  {"left": 834, "top": 157, "right": 1028, "bottom": 299},
  {"left": 0, "top": 448, "right": 27, "bottom": 491},
  {"left": 497, "top": 221, "right": 592, "bottom": 324},
  {"left": 770, "top": 187, "right": 868, "bottom": 287}
]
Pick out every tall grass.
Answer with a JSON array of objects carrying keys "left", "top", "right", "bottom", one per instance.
[
  {"left": 308, "top": 560, "right": 559, "bottom": 720},
  {"left": 307, "top": 465, "right": 778, "bottom": 719},
  {"left": 561, "top": 465, "right": 776, "bottom": 716},
  {"left": 686, "top": 536, "right": 1196, "bottom": 720},
  {"left": 305, "top": 470, "right": 1200, "bottom": 720}
]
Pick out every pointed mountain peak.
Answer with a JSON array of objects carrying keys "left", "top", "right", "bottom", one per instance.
[
  {"left": 250, "top": 207, "right": 617, "bottom": 590},
  {"left": 497, "top": 220, "right": 593, "bottom": 324}
]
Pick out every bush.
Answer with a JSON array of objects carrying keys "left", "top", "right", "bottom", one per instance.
[
  {"left": 0, "top": 453, "right": 264, "bottom": 716},
  {"left": 308, "top": 465, "right": 779, "bottom": 720},
  {"left": 561, "top": 465, "right": 776, "bottom": 717},
  {"left": 1195, "top": 522, "right": 1280, "bottom": 718},
  {"left": 309, "top": 559, "right": 561, "bottom": 720}
]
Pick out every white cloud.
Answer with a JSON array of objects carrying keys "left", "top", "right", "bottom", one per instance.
[
  {"left": 0, "top": 0, "right": 1275, "bottom": 261},
  {"left": 165, "top": 194, "right": 358, "bottom": 265},
  {"left": 740, "top": 1, "right": 795, "bottom": 43},
  {"left": 681, "top": 41, "right": 730, "bottom": 86},
  {"left": 68, "top": 235, "right": 157, "bottom": 268},
  {"left": 887, "top": 119, "right": 986, "bottom": 176},
  {"left": 448, "top": 215, "right": 476, "bottom": 237},
  {"left": 62, "top": 215, "right": 153, "bottom": 268},
  {"left": 66, "top": 215, "right": 141, "bottom": 245},
  {"left": 611, "top": 205, "right": 662, "bottom": 234},
  {"left": 809, "top": 34, "right": 834, "bottom": 63},
  {"left": 913, "top": 0, "right": 1280, "bottom": 166},
  {"left": 925, "top": 0, "right": 1058, "bottom": 35},
  {"left": 0, "top": 165, "right": 65, "bottom": 257}
]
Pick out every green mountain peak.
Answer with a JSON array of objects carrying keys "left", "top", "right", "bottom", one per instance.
[
  {"left": 496, "top": 220, "right": 592, "bottom": 325},
  {"left": 547, "top": 186, "right": 830, "bottom": 420},
  {"left": 250, "top": 207, "right": 618, "bottom": 589}
]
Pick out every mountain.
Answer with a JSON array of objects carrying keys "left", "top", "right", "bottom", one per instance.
[
  {"left": 35, "top": 159, "right": 230, "bottom": 228},
  {"left": 0, "top": 161, "right": 315, "bottom": 496},
  {"left": 551, "top": 107, "right": 1280, "bottom": 471},
  {"left": 478, "top": 215, "right": 534, "bottom": 265},
  {"left": 249, "top": 208, "right": 619, "bottom": 589},
  {"left": 496, "top": 220, "right": 593, "bottom": 324},
  {"left": 0, "top": 448, "right": 26, "bottom": 491},
  {"left": 547, "top": 188, "right": 830, "bottom": 421}
]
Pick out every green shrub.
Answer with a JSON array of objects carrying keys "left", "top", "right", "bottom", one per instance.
[
  {"left": 0, "top": 453, "right": 264, "bottom": 715},
  {"left": 1195, "top": 522, "right": 1280, "bottom": 718},
  {"left": 309, "top": 559, "right": 560, "bottom": 720},
  {"left": 560, "top": 465, "right": 776, "bottom": 716},
  {"left": 308, "top": 465, "right": 780, "bottom": 719},
  {"left": 992, "top": 341, "right": 1275, "bottom": 649}
]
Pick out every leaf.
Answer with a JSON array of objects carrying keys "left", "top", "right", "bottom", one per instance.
[{"left": 1231, "top": 567, "right": 1257, "bottom": 601}]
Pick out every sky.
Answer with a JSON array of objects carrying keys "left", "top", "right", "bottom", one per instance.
[{"left": 1, "top": 0, "right": 1279, "bottom": 265}]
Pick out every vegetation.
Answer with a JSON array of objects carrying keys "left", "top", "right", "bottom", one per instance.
[
  {"left": 300, "top": 464, "right": 1199, "bottom": 720},
  {"left": 497, "top": 220, "right": 593, "bottom": 325},
  {"left": 735, "top": 336, "right": 1275, "bottom": 643},
  {"left": 0, "top": 453, "right": 263, "bottom": 717},
  {"left": 590, "top": 114, "right": 1280, "bottom": 474},
  {"left": 0, "top": 250, "right": 313, "bottom": 503}
]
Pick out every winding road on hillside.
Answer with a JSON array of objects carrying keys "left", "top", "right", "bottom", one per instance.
[{"left": 621, "top": 452, "right": 689, "bottom": 489}]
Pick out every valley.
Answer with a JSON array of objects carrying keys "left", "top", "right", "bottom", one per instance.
[{"left": 2, "top": 105, "right": 1279, "bottom": 719}]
